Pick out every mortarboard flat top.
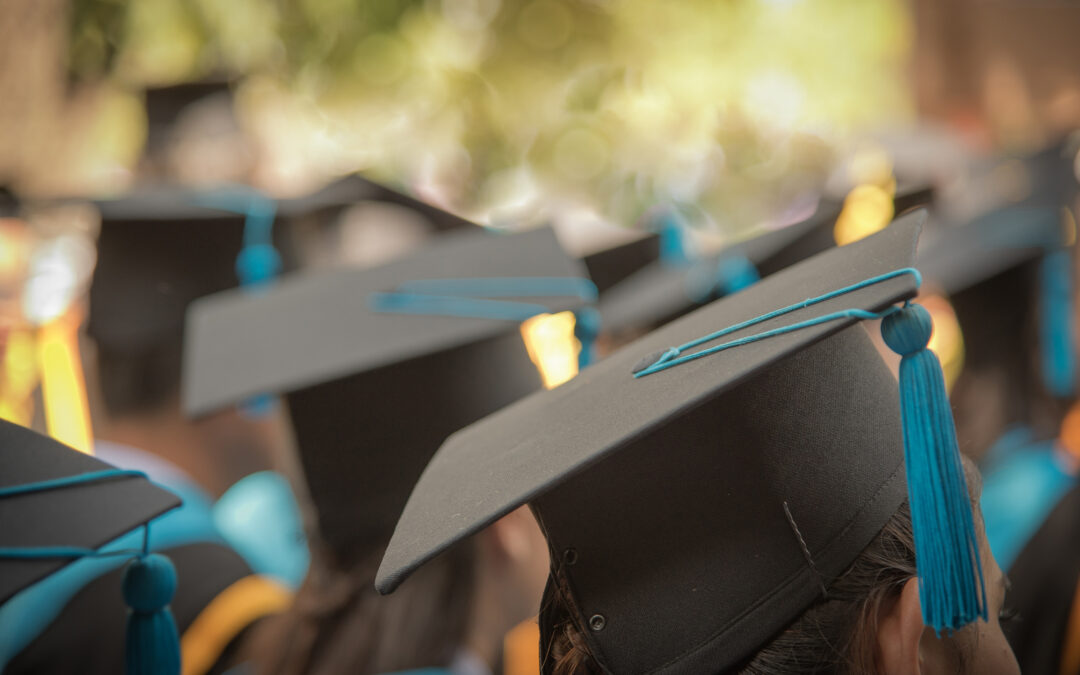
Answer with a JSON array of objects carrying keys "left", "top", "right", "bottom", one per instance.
[
  {"left": 595, "top": 198, "right": 849, "bottom": 336},
  {"left": 183, "top": 226, "right": 587, "bottom": 417},
  {"left": 917, "top": 206, "right": 1065, "bottom": 296},
  {"left": 0, "top": 419, "right": 180, "bottom": 604},
  {"left": 183, "top": 225, "right": 590, "bottom": 555},
  {"left": 276, "top": 175, "right": 479, "bottom": 232},
  {"left": 377, "top": 211, "right": 925, "bottom": 673}
]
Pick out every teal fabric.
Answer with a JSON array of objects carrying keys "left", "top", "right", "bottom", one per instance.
[
  {"left": 213, "top": 471, "right": 309, "bottom": 588},
  {"left": 0, "top": 477, "right": 220, "bottom": 670},
  {"left": 980, "top": 429, "right": 1077, "bottom": 571}
]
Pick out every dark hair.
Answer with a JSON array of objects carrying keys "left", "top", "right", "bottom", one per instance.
[
  {"left": 94, "top": 339, "right": 183, "bottom": 417},
  {"left": 543, "top": 463, "right": 984, "bottom": 675},
  {"left": 247, "top": 539, "right": 477, "bottom": 675}
]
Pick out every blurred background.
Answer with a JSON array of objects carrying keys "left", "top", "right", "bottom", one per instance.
[
  {"left": 2, "top": 0, "right": 1079, "bottom": 486},
  {"left": 1, "top": 2, "right": 1079, "bottom": 672}
]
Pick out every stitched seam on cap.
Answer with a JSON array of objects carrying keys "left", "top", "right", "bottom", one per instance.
[{"left": 645, "top": 459, "right": 907, "bottom": 674}]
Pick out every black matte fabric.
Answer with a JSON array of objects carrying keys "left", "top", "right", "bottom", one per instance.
[
  {"left": 288, "top": 329, "right": 543, "bottom": 556},
  {"left": 536, "top": 327, "right": 906, "bottom": 674},
  {"left": 182, "top": 227, "right": 585, "bottom": 416},
  {"left": 1003, "top": 484, "right": 1080, "bottom": 675},
  {"left": 6, "top": 541, "right": 257, "bottom": 674},
  {"left": 916, "top": 206, "right": 1062, "bottom": 297},
  {"left": 596, "top": 200, "right": 857, "bottom": 337},
  {"left": 276, "top": 174, "right": 479, "bottom": 233},
  {"left": 0, "top": 419, "right": 180, "bottom": 603},
  {"left": 88, "top": 190, "right": 298, "bottom": 350},
  {"left": 582, "top": 235, "right": 661, "bottom": 294},
  {"left": 377, "top": 211, "right": 924, "bottom": 671},
  {"left": 183, "top": 226, "right": 587, "bottom": 557}
]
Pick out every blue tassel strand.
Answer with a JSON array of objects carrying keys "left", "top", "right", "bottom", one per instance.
[
  {"left": 123, "top": 554, "right": 180, "bottom": 675},
  {"left": 657, "top": 211, "right": 692, "bottom": 267},
  {"left": 1039, "top": 249, "right": 1076, "bottom": 398},
  {"left": 236, "top": 243, "right": 282, "bottom": 288},
  {"left": 574, "top": 307, "right": 602, "bottom": 370},
  {"left": 881, "top": 304, "right": 987, "bottom": 633},
  {"left": 714, "top": 255, "right": 760, "bottom": 296}
]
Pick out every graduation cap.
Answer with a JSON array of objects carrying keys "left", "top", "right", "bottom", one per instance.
[
  {"left": 919, "top": 140, "right": 1078, "bottom": 400},
  {"left": 88, "top": 186, "right": 298, "bottom": 416},
  {"left": 0, "top": 418, "right": 184, "bottom": 674},
  {"left": 88, "top": 187, "right": 295, "bottom": 350},
  {"left": 277, "top": 174, "right": 480, "bottom": 233},
  {"left": 377, "top": 210, "right": 988, "bottom": 672},
  {"left": 142, "top": 81, "right": 235, "bottom": 162},
  {"left": 592, "top": 200, "right": 852, "bottom": 337},
  {"left": 182, "top": 226, "right": 593, "bottom": 559},
  {"left": 580, "top": 233, "right": 660, "bottom": 295}
]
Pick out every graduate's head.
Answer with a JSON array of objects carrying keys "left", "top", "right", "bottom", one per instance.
[
  {"left": 88, "top": 190, "right": 259, "bottom": 420},
  {"left": 375, "top": 210, "right": 1018, "bottom": 675},
  {"left": 542, "top": 466, "right": 1018, "bottom": 675}
]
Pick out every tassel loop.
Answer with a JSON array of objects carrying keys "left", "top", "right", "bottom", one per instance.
[
  {"left": 123, "top": 553, "right": 181, "bottom": 675},
  {"left": 880, "top": 304, "right": 987, "bottom": 633}
]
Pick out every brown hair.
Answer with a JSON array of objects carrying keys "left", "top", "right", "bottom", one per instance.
[
  {"left": 247, "top": 539, "right": 477, "bottom": 675},
  {"left": 543, "top": 463, "right": 984, "bottom": 675}
]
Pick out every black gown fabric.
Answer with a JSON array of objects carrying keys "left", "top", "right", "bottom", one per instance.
[{"left": 1005, "top": 484, "right": 1080, "bottom": 675}]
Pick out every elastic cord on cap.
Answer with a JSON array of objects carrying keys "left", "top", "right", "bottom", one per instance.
[{"left": 370, "top": 277, "right": 598, "bottom": 323}]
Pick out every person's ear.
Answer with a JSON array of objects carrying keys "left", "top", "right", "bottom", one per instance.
[
  {"left": 878, "top": 577, "right": 965, "bottom": 675},
  {"left": 877, "top": 578, "right": 925, "bottom": 675}
]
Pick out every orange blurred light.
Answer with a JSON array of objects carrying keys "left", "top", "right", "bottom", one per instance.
[
  {"left": 37, "top": 309, "right": 93, "bottom": 454},
  {"left": 520, "top": 311, "right": 579, "bottom": 389},
  {"left": 1058, "top": 403, "right": 1080, "bottom": 469},
  {"left": 0, "top": 327, "right": 38, "bottom": 427},
  {"left": 833, "top": 184, "right": 895, "bottom": 246},
  {"left": 920, "top": 293, "right": 965, "bottom": 393},
  {"left": 503, "top": 618, "right": 540, "bottom": 675}
]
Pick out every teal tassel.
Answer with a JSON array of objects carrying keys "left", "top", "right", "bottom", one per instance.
[
  {"left": 657, "top": 212, "right": 692, "bottom": 267},
  {"left": 122, "top": 554, "right": 180, "bottom": 675},
  {"left": 881, "top": 304, "right": 987, "bottom": 633},
  {"left": 235, "top": 243, "right": 282, "bottom": 288},
  {"left": 714, "top": 255, "right": 760, "bottom": 296},
  {"left": 574, "top": 307, "right": 601, "bottom": 370},
  {"left": 1039, "top": 250, "right": 1075, "bottom": 398}
]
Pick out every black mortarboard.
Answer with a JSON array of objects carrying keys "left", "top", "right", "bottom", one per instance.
[
  {"left": 918, "top": 139, "right": 1078, "bottom": 401},
  {"left": 580, "top": 234, "right": 661, "bottom": 294},
  {"left": 594, "top": 199, "right": 852, "bottom": 336},
  {"left": 276, "top": 174, "right": 479, "bottom": 233},
  {"left": 182, "top": 226, "right": 592, "bottom": 559},
  {"left": 377, "top": 210, "right": 988, "bottom": 672},
  {"left": 88, "top": 187, "right": 300, "bottom": 347},
  {"left": 0, "top": 418, "right": 180, "bottom": 602},
  {"left": 90, "top": 191, "right": 240, "bottom": 349},
  {"left": 142, "top": 81, "right": 234, "bottom": 159},
  {"left": 0, "top": 419, "right": 187, "bottom": 674}
]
